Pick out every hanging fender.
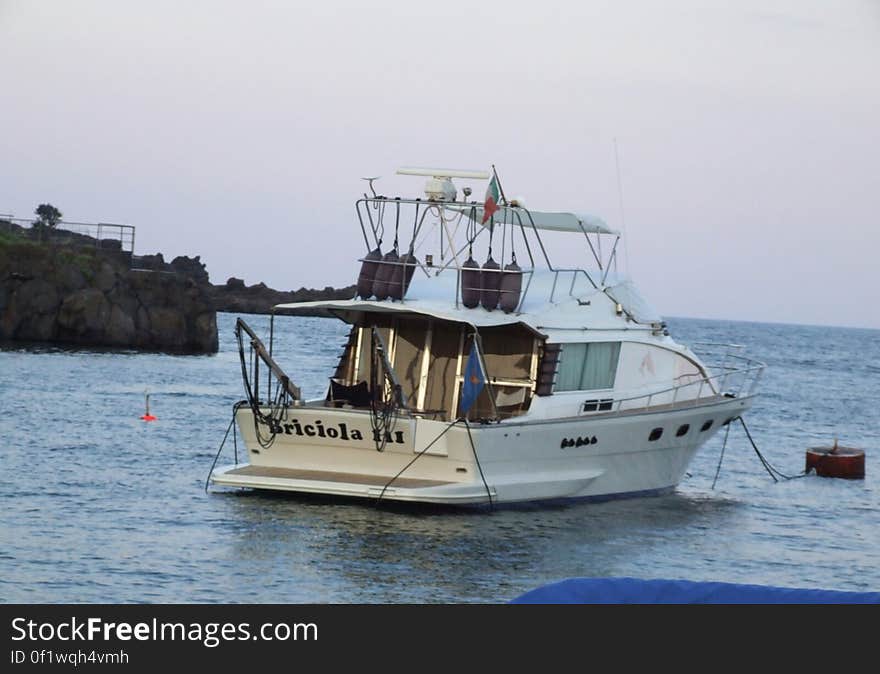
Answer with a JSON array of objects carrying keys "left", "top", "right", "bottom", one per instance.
[
  {"left": 480, "top": 255, "right": 501, "bottom": 311},
  {"left": 389, "top": 251, "right": 419, "bottom": 300},
  {"left": 357, "top": 246, "right": 382, "bottom": 299},
  {"left": 499, "top": 260, "right": 523, "bottom": 313},
  {"left": 460, "top": 256, "right": 482, "bottom": 308},
  {"left": 372, "top": 249, "right": 399, "bottom": 300}
]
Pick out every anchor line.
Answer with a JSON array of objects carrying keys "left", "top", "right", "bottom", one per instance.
[
  {"left": 374, "top": 419, "right": 494, "bottom": 508},
  {"left": 205, "top": 401, "right": 245, "bottom": 492},
  {"left": 711, "top": 420, "right": 732, "bottom": 490},
  {"left": 738, "top": 416, "right": 805, "bottom": 482},
  {"left": 375, "top": 420, "right": 459, "bottom": 504},
  {"left": 463, "top": 419, "right": 493, "bottom": 508}
]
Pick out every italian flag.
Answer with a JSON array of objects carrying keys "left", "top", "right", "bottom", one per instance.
[{"left": 481, "top": 173, "right": 501, "bottom": 224}]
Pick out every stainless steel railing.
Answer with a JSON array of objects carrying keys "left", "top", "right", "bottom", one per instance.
[
  {"left": 603, "top": 354, "right": 765, "bottom": 415},
  {"left": 0, "top": 216, "right": 135, "bottom": 256}
]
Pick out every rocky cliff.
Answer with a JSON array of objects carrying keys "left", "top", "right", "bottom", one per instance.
[
  {"left": 0, "top": 240, "right": 218, "bottom": 352},
  {"left": 208, "top": 277, "right": 357, "bottom": 315},
  {"left": 129, "top": 252, "right": 356, "bottom": 315}
]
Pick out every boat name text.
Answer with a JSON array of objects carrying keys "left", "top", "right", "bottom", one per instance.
[{"left": 266, "top": 419, "right": 406, "bottom": 444}]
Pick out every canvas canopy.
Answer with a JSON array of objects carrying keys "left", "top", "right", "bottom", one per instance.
[{"left": 451, "top": 205, "right": 618, "bottom": 235}]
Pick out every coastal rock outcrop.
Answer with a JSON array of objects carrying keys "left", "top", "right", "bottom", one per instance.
[
  {"left": 0, "top": 240, "right": 218, "bottom": 352},
  {"left": 0, "top": 218, "right": 355, "bottom": 351},
  {"left": 207, "top": 278, "right": 356, "bottom": 315}
]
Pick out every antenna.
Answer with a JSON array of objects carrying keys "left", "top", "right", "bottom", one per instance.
[
  {"left": 613, "top": 138, "right": 631, "bottom": 274},
  {"left": 396, "top": 167, "right": 490, "bottom": 179},
  {"left": 396, "top": 167, "right": 489, "bottom": 202},
  {"left": 361, "top": 176, "right": 380, "bottom": 198}
]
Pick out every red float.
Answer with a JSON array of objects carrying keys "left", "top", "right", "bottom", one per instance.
[{"left": 805, "top": 443, "right": 865, "bottom": 479}]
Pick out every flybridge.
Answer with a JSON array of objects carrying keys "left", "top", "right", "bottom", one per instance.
[{"left": 351, "top": 167, "right": 625, "bottom": 314}]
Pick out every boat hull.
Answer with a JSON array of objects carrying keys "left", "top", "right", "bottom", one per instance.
[{"left": 210, "top": 395, "right": 753, "bottom": 505}]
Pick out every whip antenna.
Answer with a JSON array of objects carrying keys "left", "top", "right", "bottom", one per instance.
[{"left": 613, "top": 138, "right": 631, "bottom": 274}]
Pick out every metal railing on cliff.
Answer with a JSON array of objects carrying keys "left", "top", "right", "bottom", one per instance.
[{"left": 0, "top": 216, "right": 136, "bottom": 262}]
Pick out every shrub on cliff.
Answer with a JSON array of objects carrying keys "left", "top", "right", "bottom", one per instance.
[{"left": 32, "top": 203, "right": 63, "bottom": 242}]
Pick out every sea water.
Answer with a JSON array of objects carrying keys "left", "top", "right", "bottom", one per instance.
[{"left": 1, "top": 314, "right": 878, "bottom": 602}]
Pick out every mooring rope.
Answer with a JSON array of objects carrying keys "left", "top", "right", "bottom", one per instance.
[
  {"left": 711, "top": 420, "right": 732, "bottom": 490},
  {"left": 374, "top": 418, "right": 494, "bottom": 508},
  {"left": 368, "top": 328, "right": 399, "bottom": 452},
  {"left": 235, "top": 321, "right": 289, "bottom": 449},
  {"left": 463, "top": 419, "right": 493, "bottom": 508},
  {"left": 738, "top": 416, "right": 805, "bottom": 482},
  {"left": 204, "top": 401, "right": 245, "bottom": 492},
  {"left": 375, "top": 420, "right": 459, "bottom": 504},
  {"left": 710, "top": 416, "right": 806, "bottom": 487}
]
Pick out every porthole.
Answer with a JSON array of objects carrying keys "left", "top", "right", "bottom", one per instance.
[
  {"left": 700, "top": 420, "right": 713, "bottom": 432},
  {"left": 676, "top": 424, "right": 690, "bottom": 437},
  {"left": 649, "top": 428, "right": 663, "bottom": 442}
]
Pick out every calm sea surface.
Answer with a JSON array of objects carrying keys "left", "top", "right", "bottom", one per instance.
[{"left": 1, "top": 314, "right": 878, "bottom": 603}]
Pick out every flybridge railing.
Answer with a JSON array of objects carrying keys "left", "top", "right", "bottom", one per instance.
[
  {"left": 0, "top": 216, "right": 135, "bottom": 257},
  {"left": 600, "top": 354, "right": 765, "bottom": 415},
  {"left": 354, "top": 196, "right": 621, "bottom": 312}
]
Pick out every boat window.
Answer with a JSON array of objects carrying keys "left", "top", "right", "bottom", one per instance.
[
  {"left": 479, "top": 328, "right": 534, "bottom": 380},
  {"left": 649, "top": 428, "right": 663, "bottom": 442},
  {"left": 555, "top": 342, "right": 620, "bottom": 392},
  {"left": 676, "top": 424, "right": 690, "bottom": 437},
  {"left": 700, "top": 420, "right": 713, "bottom": 432},
  {"left": 583, "top": 398, "right": 614, "bottom": 412}
]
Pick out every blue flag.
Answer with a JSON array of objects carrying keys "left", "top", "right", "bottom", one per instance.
[{"left": 459, "top": 341, "right": 485, "bottom": 416}]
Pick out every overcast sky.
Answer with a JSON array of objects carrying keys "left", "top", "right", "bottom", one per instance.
[{"left": 2, "top": 0, "right": 878, "bottom": 328}]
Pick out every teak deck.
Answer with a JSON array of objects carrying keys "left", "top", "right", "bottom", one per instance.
[{"left": 226, "top": 464, "right": 452, "bottom": 489}]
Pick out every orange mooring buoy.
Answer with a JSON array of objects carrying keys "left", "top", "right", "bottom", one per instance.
[
  {"left": 141, "top": 392, "right": 157, "bottom": 422},
  {"left": 806, "top": 440, "right": 864, "bottom": 479}
]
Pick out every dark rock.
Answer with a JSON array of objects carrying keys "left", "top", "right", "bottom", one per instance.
[
  {"left": 55, "top": 265, "right": 87, "bottom": 293},
  {"left": 207, "top": 279, "right": 357, "bottom": 315},
  {"left": 106, "top": 304, "right": 136, "bottom": 345},
  {"left": 146, "top": 307, "right": 186, "bottom": 348},
  {"left": 0, "top": 241, "right": 218, "bottom": 353},
  {"left": 17, "top": 312, "right": 57, "bottom": 342},
  {"left": 194, "top": 312, "right": 219, "bottom": 352},
  {"left": 169, "top": 255, "right": 209, "bottom": 284},
  {"left": 136, "top": 253, "right": 166, "bottom": 271},
  {"left": 57, "top": 288, "right": 111, "bottom": 339},
  {"left": 94, "top": 261, "right": 117, "bottom": 292},
  {"left": 16, "top": 279, "right": 59, "bottom": 315}
]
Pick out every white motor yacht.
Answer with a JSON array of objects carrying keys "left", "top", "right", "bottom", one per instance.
[{"left": 209, "top": 167, "right": 764, "bottom": 505}]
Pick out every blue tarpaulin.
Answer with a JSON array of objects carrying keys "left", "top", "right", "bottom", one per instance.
[{"left": 511, "top": 577, "right": 880, "bottom": 604}]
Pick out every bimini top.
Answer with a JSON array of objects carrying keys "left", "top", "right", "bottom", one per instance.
[{"left": 453, "top": 205, "right": 618, "bottom": 236}]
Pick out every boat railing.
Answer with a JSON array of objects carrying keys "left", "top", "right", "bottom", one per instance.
[
  {"left": 354, "top": 195, "right": 620, "bottom": 313},
  {"left": 357, "top": 253, "right": 618, "bottom": 314},
  {"left": 606, "top": 354, "right": 765, "bottom": 414},
  {"left": 548, "top": 268, "right": 600, "bottom": 301}
]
